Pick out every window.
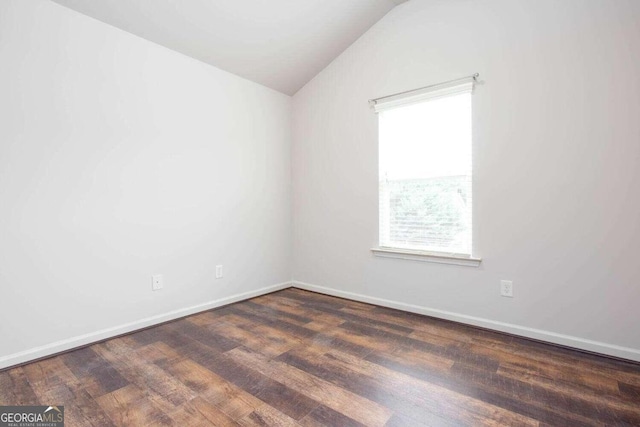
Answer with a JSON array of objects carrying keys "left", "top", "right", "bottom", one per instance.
[{"left": 373, "top": 77, "right": 478, "bottom": 263}]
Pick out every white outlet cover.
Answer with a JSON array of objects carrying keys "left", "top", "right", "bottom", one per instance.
[
  {"left": 215, "top": 265, "right": 223, "bottom": 279},
  {"left": 500, "top": 280, "right": 513, "bottom": 297},
  {"left": 152, "top": 274, "right": 163, "bottom": 291}
]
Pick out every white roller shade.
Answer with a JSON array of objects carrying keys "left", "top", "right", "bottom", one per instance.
[{"left": 372, "top": 77, "right": 475, "bottom": 113}]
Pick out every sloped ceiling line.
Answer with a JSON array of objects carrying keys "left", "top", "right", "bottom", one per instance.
[{"left": 51, "top": 0, "right": 408, "bottom": 95}]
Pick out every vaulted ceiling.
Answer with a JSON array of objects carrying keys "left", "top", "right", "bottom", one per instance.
[{"left": 51, "top": 0, "right": 408, "bottom": 95}]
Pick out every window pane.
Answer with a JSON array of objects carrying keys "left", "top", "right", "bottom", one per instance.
[{"left": 379, "top": 92, "right": 472, "bottom": 255}]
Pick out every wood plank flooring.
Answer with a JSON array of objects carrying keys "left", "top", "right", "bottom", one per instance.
[{"left": 1, "top": 288, "right": 639, "bottom": 426}]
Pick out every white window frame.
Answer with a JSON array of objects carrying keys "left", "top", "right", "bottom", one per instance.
[{"left": 370, "top": 75, "right": 481, "bottom": 267}]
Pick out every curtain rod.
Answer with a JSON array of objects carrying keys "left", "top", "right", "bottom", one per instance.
[{"left": 368, "top": 73, "right": 479, "bottom": 106}]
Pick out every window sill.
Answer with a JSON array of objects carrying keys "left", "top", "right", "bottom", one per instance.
[{"left": 371, "top": 247, "right": 482, "bottom": 267}]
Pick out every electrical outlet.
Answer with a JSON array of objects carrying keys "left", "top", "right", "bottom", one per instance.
[
  {"left": 500, "top": 280, "right": 513, "bottom": 298},
  {"left": 215, "top": 265, "right": 223, "bottom": 279},
  {"left": 152, "top": 274, "right": 163, "bottom": 291}
]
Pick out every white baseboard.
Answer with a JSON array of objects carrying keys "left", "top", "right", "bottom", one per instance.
[
  {"left": 293, "top": 280, "right": 640, "bottom": 363},
  {"left": 0, "top": 281, "right": 292, "bottom": 370},
  {"left": 6, "top": 280, "right": 638, "bottom": 369}
]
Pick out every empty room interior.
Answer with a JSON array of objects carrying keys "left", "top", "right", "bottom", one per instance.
[{"left": 1, "top": 0, "right": 640, "bottom": 425}]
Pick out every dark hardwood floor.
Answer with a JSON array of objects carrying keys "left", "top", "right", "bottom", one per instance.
[{"left": 1, "top": 288, "right": 639, "bottom": 426}]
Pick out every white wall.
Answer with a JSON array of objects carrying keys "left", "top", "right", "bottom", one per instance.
[
  {"left": 0, "top": 0, "right": 291, "bottom": 367},
  {"left": 292, "top": 0, "right": 640, "bottom": 360}
]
